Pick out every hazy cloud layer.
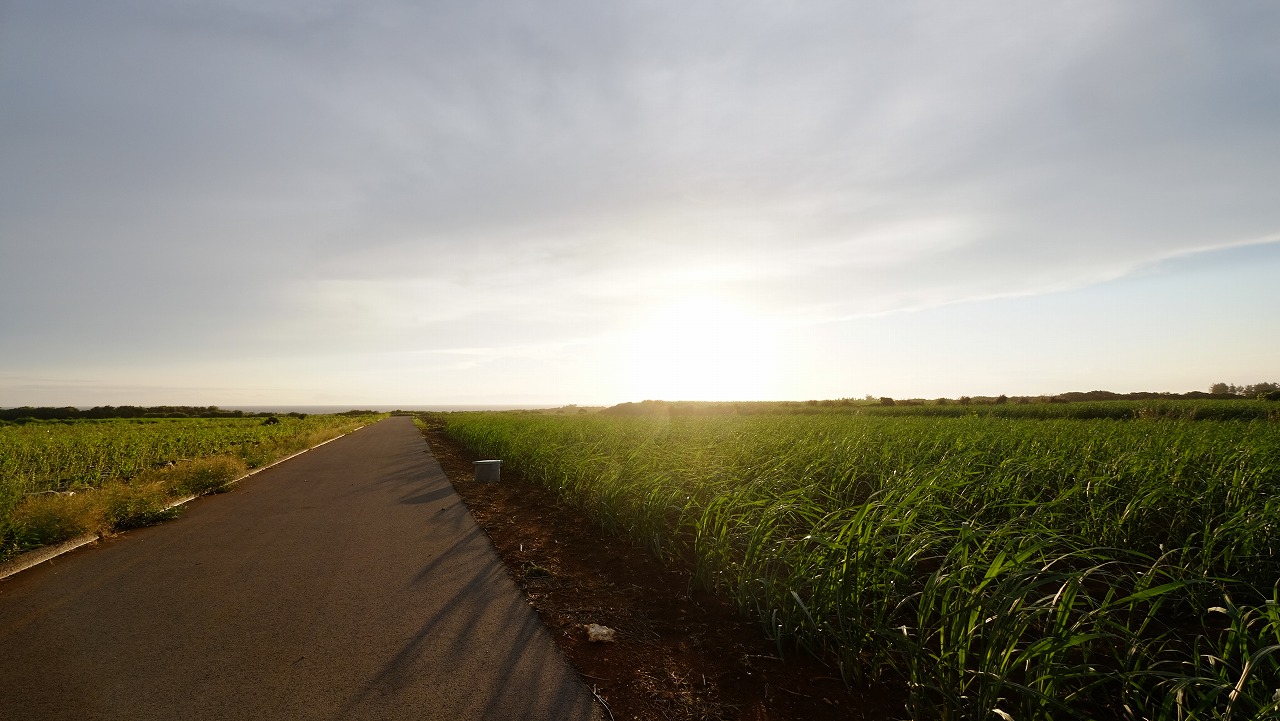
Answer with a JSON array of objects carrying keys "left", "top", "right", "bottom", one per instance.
[{"left": 3, "top": 1, "right": 1279, "bottom": 402}]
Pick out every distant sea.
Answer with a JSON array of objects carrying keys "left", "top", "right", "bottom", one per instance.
[{"left": 226, "top": 404, "right": 558, "bottom": 414}]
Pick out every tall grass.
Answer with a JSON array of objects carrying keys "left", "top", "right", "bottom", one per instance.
[
  {"left": 437, "top": 411, "right": 1280, "bottom": 719},
  {"left": 1, "top": 415, "right": 381, "bottom": 559}
]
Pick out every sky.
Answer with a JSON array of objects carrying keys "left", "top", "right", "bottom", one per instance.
[{"left": 2, "top": 1, "right": 1279, "bottom": 407}]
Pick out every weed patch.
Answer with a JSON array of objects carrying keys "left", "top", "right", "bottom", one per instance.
[
  {"left": 9, "top": 492, "right": 98, "bottom": 548},
  {"left": 158, "top": 455, "right": 248, "bottom": 496},
  {"left": 97, "top": 480, "right": 177, "bottom": 530}
]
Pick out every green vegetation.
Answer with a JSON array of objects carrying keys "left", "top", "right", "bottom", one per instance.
[
  {"left": 1, "top": 414, "right": 382, "bottom": 560},
  {"left": 0, "top": 404, "right": 297, "bottom": 421},
  {"left": 435, "top": 407, "right": 1280, "bottom": 720},
  {"left": 601, "top": 398, "right": 1280, "bottom": 422},
  {"left": 860, "top": 399, "right": 1279, "bottom": 422}
]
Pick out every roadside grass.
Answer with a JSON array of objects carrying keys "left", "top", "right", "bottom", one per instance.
[
  {"left": 8, "top": 491, "right": 100, "bottom": 549},
  {"left": 1, "top": 415, "right": 383, "bottom": 561},
  {"left": 433, "top": 409, "right": 1280, "bottom": 720}
]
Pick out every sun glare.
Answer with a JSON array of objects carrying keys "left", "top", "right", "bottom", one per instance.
[{"left": 620, "top": 294, "right": 780, "bottom": 401}]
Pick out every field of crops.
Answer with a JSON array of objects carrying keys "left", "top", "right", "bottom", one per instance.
[
  {"left": 607, "top": 398, "right": 1280, "bottom": 422},
  {"left": 1, "top": 414, "right": 382, "bottom": 560},
  {"left": 441, "top": 406, "right": 1280, "bottom": 720}
]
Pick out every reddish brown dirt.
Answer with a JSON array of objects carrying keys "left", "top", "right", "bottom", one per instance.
[{"left": 417, "top": 418, "right": 906, "bottom": 721}]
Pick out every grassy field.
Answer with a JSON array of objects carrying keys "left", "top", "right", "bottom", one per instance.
[
  {"left": 603, "top": 398, "right": 1280, "bottom": 422},
  {"left": 1, "top": 414, "right": 383, "bottom": 560},
  {"left": 438, "top": 405, "right": 1280, "bottom": 720}
]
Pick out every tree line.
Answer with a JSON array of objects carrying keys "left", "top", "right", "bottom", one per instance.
[{"left": 1209, "top": 381, "right": 1280, "bottom": 399}]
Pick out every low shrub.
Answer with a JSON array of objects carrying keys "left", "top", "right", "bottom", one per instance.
[
  {"left": 9, "top": 492, "right": 99, "bottom": 548},
  {"left": 161, "top": 455, "right": 247, "bottom": 496},
  {"left": 98, "top": 480, "right": 176, "bottom": 531}
]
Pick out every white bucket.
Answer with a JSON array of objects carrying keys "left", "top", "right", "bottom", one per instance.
[{"left": 473, "top": 459, "right": 502, "bottom": 483}]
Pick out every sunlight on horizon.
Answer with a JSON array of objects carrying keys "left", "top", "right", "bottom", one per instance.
[{"left": 619, "top": 293, "right": 783, "bottom": 402}]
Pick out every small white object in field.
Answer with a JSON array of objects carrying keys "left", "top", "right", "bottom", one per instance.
[{"left": 584, "top": 624, "right": 616, "bottom": 643}]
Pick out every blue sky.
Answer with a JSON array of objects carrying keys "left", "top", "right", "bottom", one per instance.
[{"left": 2, "top": 1, "right": 1278, "bottom": 406}]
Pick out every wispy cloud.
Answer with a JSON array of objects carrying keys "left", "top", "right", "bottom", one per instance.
[{"left": 3, "top": 1, "right": 1279, "bottom": 403}]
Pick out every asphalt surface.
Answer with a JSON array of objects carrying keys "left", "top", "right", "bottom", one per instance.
[{"left": 0, "top": 417, "right": 602, "bottom": 721}]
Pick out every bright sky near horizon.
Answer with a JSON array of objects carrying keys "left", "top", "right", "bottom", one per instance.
[{"left": 2, "top": 1, "right": 1278, "bottom": 407}]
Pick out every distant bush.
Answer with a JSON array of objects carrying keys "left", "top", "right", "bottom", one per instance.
[
  {"left": 162, "top": 456, "right": 247, "bottom": 497},
  {"left": 9, "top": 493, "right": 98, "bottom": 548},
  {"left": 98, "top": 480, "right": 175, "bottom": 530}
]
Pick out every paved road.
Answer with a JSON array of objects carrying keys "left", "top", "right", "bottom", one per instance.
[{"left": 0, "top": 417, "right": 601, "bottom": 721}]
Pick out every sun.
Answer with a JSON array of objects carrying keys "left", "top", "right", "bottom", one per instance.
[{"left": 619, "top": 293, "right": 780, "bottom": 401}]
